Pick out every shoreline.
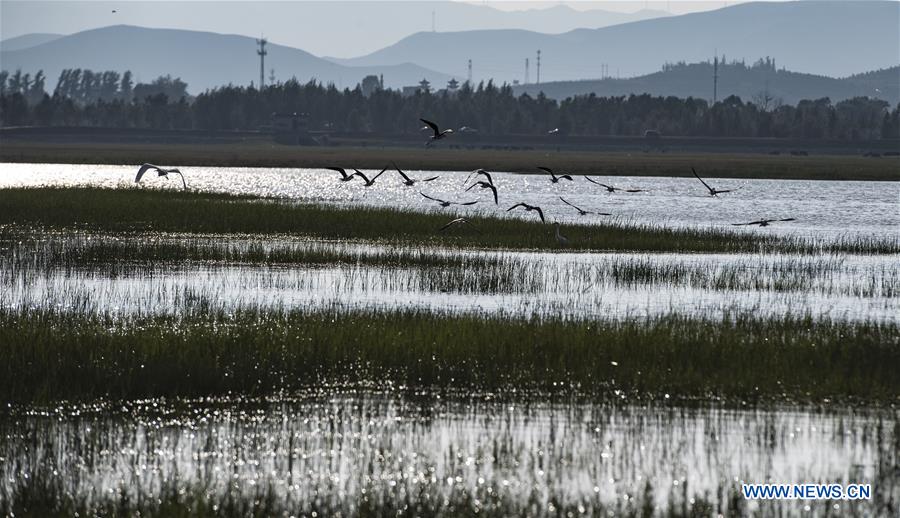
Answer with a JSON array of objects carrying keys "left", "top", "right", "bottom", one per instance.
[{"left": 3, "top": 140, "right": 899, "bottom": 181}]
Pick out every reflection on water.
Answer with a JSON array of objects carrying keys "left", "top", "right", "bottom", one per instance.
[
  {"left": 3, "top": 236, "right": 897, "bottom": 322},
  {"left": 1, "top": 163, "right": 898, "bottom": 240},
  {"left": 1, "top": 393, "right": 896, "bottom": 515}
]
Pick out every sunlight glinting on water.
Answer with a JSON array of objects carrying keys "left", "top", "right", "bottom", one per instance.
[
  {"left": 2, "top": 394, "right": 896, "bottom": 514},
  {"left": 1, "top": 162, "right": 898, "bottom": 240}
]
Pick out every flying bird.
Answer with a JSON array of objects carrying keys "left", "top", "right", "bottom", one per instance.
[
  {"left": 464, "top": 169, "right": 494, "bottom": 187},
  {"left": 439, "top": 217, "right": 479, "bottom": 233},
  {"left": 325, "top": 167, "right": 355, "bottom": 182},
  {"left": 420, "top": 118, "right": 453, "bottom": 146},
  {"left": 466, "top": 181, "right": 498, "bottom": 205},
  {"left": 732, "top": 218, "right": 796, "bottom": 227},
  {"left": 554, "top": 223, "right": 570, "bottom": 247},
  {"left": 537, "top": 166, "right": 573, "bottom": 184},
  {"left": 135, "top": 163, "right": 187, "bottom": 190},
  {"left": 507, "top": 202, "right": 545, "bottom": 223},
  {"left": 352, "top": 167, "right": 387, "bottom": 187},
  {"left": 692, "top": 167, "right": 732, "bottom": 196},
  {"left": 420, "top": 192, "right": 478, "bottom": 207},
  {"left": 559, "top": 196, "right": 611, "bottom": 216},
  {"left": 394, "top": 163, "right": 439, "bottom": 186},
  {"left": 584, "top": 177, "right": 645, "bottom": 193}
]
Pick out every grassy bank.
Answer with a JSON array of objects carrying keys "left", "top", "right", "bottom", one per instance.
[
  {"left": 2, "top": 140, "right": 899, "bottom": 180},
  {"left": 1, "top": 187, "right": 896, "bottom": 253},
  {"left": 1, "top": 307, "right": 897, "bottom": 404}
]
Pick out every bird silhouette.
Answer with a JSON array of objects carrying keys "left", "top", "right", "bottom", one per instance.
[
  {"left": 584, "top": 177, "right": 645, "bottom": 193},
  {"left": 352, "top": 167, "right": 387, "bottom": 187},
  {"left": 420, "top": 192, "right": 478, "bottom": 207},
  {"left": 325, "top": 167, "right": 355, "bottom": 182},
  {"left": 439, "top": 217, "right": 480, "bottom": 233},
  {"left": 507, "top": 202, "right": 545, "bottom": 222},
  {"left": 393, "top": 163, "right": 439, "bottom": 186},
  {"left": 464, "top": 169, "right": 494, "bottom": 187},
  {"left": 559, "top": 196, "right": 611, "bottom": 216},
  {"left": 420, "top": 118, "right": 454, "bottom": 146},
  {"left": 692, "top": 167, "right": 732, "bottom": 196},
  {"left": 135, "top": 163, "right": 187, "bottom": 190},
  {"left": 554, "top": 223, "right": 570, "bottom": 247},
  {"left": 466, "top": 181, "right": 498, "bottom": 204},
  {"left": 732, "top": 218, "right": 796, "bottom": 227},
  {"left": 538, "top": 166, "right": 573, "bottom": 183}
]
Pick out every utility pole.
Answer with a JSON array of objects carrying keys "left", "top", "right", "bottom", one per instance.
[
  {"left": 525, "top": 58, "right": 529, "bottom": 84},
  {"left": 467, "top": 59, "right": 472, "bottom": 84},
  {"left": 713, "top": 54, "right": 719, "bottom": 103},
  {"left": 536, "top": 50, "right": 541, "bottom": 84},
  {"left": 256, "top": 38, "right": 268, "bottom": 89}
]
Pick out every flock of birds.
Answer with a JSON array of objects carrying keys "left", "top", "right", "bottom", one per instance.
[{"left": 134, "top": 117, "right": 796, "bottom": 246}]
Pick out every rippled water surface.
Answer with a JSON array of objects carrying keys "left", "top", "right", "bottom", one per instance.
[
  {"left": 2, "top": 162, "right": 898, "bottom": 240},
  {"left": 3, "top": 163, "right": 899, "bottom": 515},
  {"left": 3, "top": 236, "right": 897, "bottom": 322},
  {"left": 2, "top": 393, "right": 897, "bottom": 515}
]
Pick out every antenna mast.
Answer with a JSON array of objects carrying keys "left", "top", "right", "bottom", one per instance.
[
  {"left": 713, "top": 53, "right": 719, "bottom": 103},
  {"left": 256, "top": 38, "right": 268, "bottom": 89},
  {"left": 536, "top": 50, "right": 541, "bottom": 84},
  {"left": 525, "top": 58, "right": 529, "bottom": 84}
]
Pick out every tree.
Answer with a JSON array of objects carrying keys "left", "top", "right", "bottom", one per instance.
[{"left": 120, "top": 71, "right": 134, "bottom": 101}]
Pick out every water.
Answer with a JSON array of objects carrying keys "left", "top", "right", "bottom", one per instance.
[
  {"left": 1, "top": 163, "right": 897, "bottom": 240},
  {"left": 2, "top": 164, "right": 899, "bottom": 515},
  {"left": 2, "top": 392, "right": 897, "bottom": 515},
  {"left": 3, "top": 236, "right": 897, "bottom": 322}
]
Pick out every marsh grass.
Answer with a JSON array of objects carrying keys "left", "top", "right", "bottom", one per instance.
[
  {"left": 1, "top": 307, "right": 896, "bottom": 404},
  {"left": 3, "top": 186, "right": 896, "bottom": 253},
  {"left": 4, "top": 233, "right": 896, "bottom": 298}
]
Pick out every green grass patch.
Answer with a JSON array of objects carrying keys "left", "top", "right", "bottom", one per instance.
[
  {"left": 1, "top": 307, "right": 896, "bottom": 404},
  {"left": 1, "top": 187, "right": 896, "bottom": 254}
]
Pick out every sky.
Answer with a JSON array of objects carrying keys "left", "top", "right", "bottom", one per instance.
[{"left": 0, "top": 0, "right": 768, "bottom": 58}]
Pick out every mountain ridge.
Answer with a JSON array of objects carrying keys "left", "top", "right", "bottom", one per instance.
[{"left": 0, "top": 25, "right": 456, "bottom": 94}]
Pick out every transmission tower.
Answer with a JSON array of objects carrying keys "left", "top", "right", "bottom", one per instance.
[
  {"left": 536, "top": 50, "right": 541, "bottom": 84},
  {"left": 525, "top": 58, "right": 530, "bottom": 84},
  {"left": 713, "top": 54, "right": 719, "bottom": 103},
  {"left": 256, "top": 38, "right": 268, "bottom": 89}
]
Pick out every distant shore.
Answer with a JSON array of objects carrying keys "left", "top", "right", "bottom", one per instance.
[{"left": 2, "top": 139, "right": 899, "bottom": 181}]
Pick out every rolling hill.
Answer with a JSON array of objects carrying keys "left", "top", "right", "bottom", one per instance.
[
  {"left": 0, "top": 25, "right": 456, "bottom": 94},
  {"left": 513, "top": 62, "right": 900, "bottom": 105},
  {"left": 0, "top": 1, "right": 669, "bottom": 61},
  {"left": 334, "top": 1, "right": 900, "bottom": 84},
  {"left": 0, "top": 33, "right": 63, "bottom": 52}
]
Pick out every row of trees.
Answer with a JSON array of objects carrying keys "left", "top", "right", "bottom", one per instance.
[
  {"left": 1, "top": 69, "right": 189, "bottom": 105},
  {"left": 1, "top": 74, "right": 898, "bottom": 139}
]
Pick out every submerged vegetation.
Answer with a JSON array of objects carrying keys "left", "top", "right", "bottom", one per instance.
[
  {"left": 1, "top": 307, "right": 897, "bottom": 404},
  {"left": 1, "top": 186, "right": 897, "bottom": 253}
]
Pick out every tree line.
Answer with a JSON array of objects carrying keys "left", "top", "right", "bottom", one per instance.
[{"left": 1, "top": 69, "right": 898, "bottom": 139}]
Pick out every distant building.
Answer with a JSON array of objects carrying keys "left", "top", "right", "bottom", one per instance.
[
  {"left": 446, "top": 78, "right": 460, "bottom": 91},
  {"left": 400, "top": 78, "right": 434, "bottom": 97}
]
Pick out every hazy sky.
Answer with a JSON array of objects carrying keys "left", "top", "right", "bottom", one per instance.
[{"left": 1, "top": 0, "right": 767, "bottom": 57}]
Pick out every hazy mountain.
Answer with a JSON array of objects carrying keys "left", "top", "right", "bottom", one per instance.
[
  {"left": 0, "top": 1, "right": 670, "bottom": 60},
  {"left": 0, "top": 25, "right": 455, "bottom": 94},
  {"left": 0, "top": 33, "right": 62, "bottom": 52},
  {"left": 513, "top": 62, "right": 900, "bottom": 105},
  {"left": 336, "top": 1, "right": 900, "bottom": 83}
]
